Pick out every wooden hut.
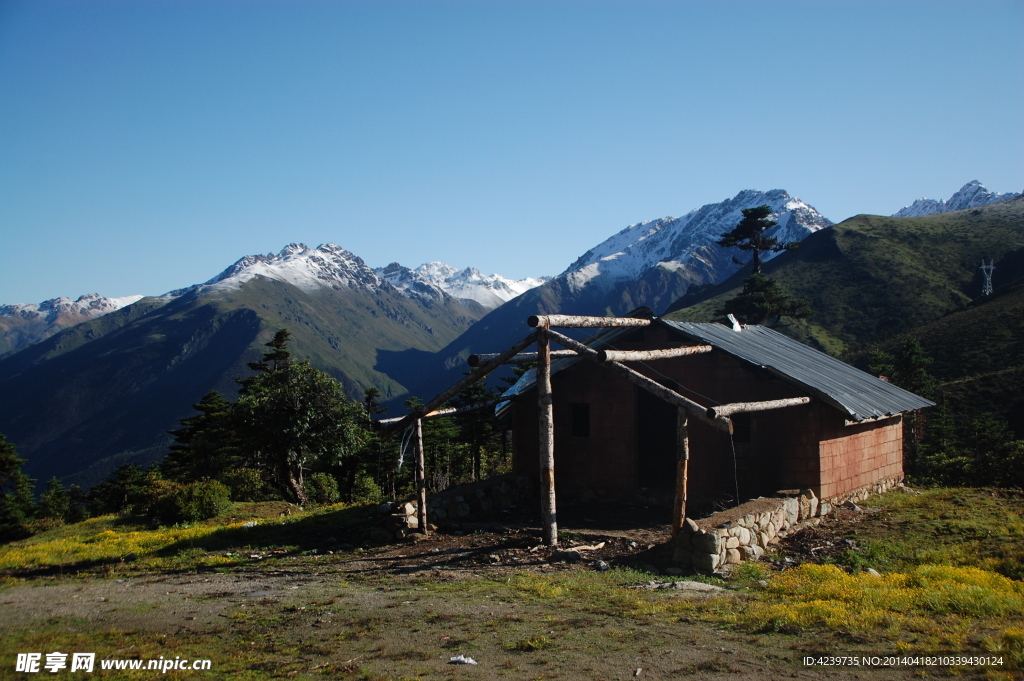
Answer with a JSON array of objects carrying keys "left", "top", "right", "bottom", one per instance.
[{"left": 497, "top": 318, "right": 933, "bottom": 514}]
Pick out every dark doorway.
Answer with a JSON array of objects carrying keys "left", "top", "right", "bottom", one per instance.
[{"left": 636, "top": 388, "right": 677, "bottom": 489}]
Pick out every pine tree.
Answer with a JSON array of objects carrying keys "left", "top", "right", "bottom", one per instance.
[
  {"left": 0, "top": 434, "right": 36, "bottom": 542},
  {"left": 716, "top": 205, "right": 796, "bottom": 274},
  {"left": 161, "top": 391, "right": 240, "bottom": 483},
  {"left": 717, "top": 272, "right": 811, "bottom": 327}
]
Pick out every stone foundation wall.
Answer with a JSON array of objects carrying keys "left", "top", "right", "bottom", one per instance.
[{"left": 673, "top": 476, "right": 904, "bottom": 573}]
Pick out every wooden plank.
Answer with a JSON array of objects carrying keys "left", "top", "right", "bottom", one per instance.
[
  {"left": 413, "top": 418, "right": 428, "bottom": 535},
  {"left": 706, "top": 396, "right": 811, "bottom": 420},
  {"left": 467, "top": 350, "right": 576, "bottom": 366},
  {"left": 528, "top": 314, "right": 652, "bottom": 329},
  {"left": 598, "top": 345, "right": 713, "bottom": 362},
  {"left": 537, "top": 324, "right": 558, "bottom": 548},
  {"left": 672, "top": 408, "right": 690, "bottom": 539},
  {"left": 378, "top": 331, "right": 537, "bottom": 440}
]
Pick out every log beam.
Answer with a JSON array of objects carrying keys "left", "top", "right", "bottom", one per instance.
[
  {"left": 467, "top": 350, "right": 576, "bottom": 366},
  {"left": 537, "top": 323, "right": 558, "bottom": 547},
  {"left": 374, "top": 397, "right": 512, "bottom": 427},
  {"left": 413, "top": 418, "right": 428, "bottom": 535},
  {"left": 378, "top": 332, "right": 537, "bottom": 440},
  {"left": 706, "top": 396, "right": 811, "bottom": 420},
  {"left": 528, "top": 314, "right": 652, "bottom": 329},
  {"left": 672, "top": 408, "right": 690, "bottom": 539},
  {"left": 598, "top": 345, "right": 713, "bottom": 362}
]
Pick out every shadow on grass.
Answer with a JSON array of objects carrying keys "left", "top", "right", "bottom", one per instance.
[{"left": 156, "top": 503, "right": 377, "bottom": 558}]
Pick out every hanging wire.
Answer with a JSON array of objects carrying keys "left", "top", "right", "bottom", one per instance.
[
  {"left": 728, "top": 429, "right": 740, "bottom": 507},
  {"left": 397, "top": 423, "right": 415, "bottom": 471}
]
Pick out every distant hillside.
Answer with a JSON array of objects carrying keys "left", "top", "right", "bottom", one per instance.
[
  {"left": 0, "top": 247, "right": 485, "bottom": 489},
  {"left": 664, "top": 196, "right": 1024, "bottom": 356},
  {"left": 871, "top": 279, "right": 1024, "bottom": 435}
]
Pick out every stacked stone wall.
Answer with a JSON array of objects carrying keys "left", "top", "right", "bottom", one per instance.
[{"left": 673, "top": 476, "right": 904, "bottom": 572}]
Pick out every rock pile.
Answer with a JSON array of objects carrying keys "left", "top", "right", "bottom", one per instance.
[{"left": 370, "top": 474, "right": 532, "bottom": 542}]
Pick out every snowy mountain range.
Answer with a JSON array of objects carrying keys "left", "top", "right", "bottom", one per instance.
[
  {"left": 169, "top": 242, "right": 547, "bottom": 311},
  {"left": 377, "top": 261, "right": 548, "bottom": 309},
  {"left": 892, "top": 180, "right": 1021, "bottom": 218},
  {"left": 0, "top": 293, "right": 144, "bottom": 356}
]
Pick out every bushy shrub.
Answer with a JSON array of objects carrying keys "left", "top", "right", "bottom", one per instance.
[
  {"left": 148, "top": 480, "right": 231, "bottom": 526},
  {"left": 222, "top": 468, "right": 274, "bottom": 502},
  {"left": 350, "top": 472, "right": 383, "bottom": 504},
  {"left": 306, "top": 472, "right": 340, "bottom": 506}
]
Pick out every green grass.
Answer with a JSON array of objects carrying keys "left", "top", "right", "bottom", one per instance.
[{"left": 0, "top": 501, "right": 374, "bottom": 577}]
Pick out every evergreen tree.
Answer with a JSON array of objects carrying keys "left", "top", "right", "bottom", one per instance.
[
  {"left": 161, "top": 391, "right": 240, "bottom": 483},
  {"left": 717, "top": 272, "right": 811, "bottom": 327},
  {"left": 245, "top": 329, "right": 292, "bottom": 375},
  {"left": 716, "top": 205, "right": 795, "bottom": 274},
  {"left": 0, "top": 434, "right": 35, "bottom": 541},
  {"left": 38, "top": 478, "right": 72, "bottom": 523},
  {"left": 87, "top": 463, "right": 157, "bottom": 516}
]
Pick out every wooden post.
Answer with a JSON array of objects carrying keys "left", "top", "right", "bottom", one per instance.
[
  {"left": 537, "top": 322, "right": 558, "bottom": 547},
  {"left": 672, "top": 408, "right": 690, "bottom": 539},
  {"left": 414, "top": 418, "right": 428, "bottom": 535}
]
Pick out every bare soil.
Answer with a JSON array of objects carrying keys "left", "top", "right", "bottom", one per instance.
[{"left": 0, "top": 505, "right": 982, "bottom": 680}]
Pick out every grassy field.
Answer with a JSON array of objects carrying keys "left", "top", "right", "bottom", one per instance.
[{"left": 1, "top": 488, "right": 1022, "bottom": 679}]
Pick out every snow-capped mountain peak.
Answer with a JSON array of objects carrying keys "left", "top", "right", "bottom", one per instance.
[
  {"left": 193, "top": 243, "right": 384, "bottom": 295},
  {"left": 892, "top": 181, "right": 1022, "bottom": 218},
  {"left": 561, "top": 188, "right": 832, "bottom": 292}
]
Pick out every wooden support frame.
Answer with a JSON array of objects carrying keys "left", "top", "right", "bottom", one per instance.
[
  {"left": 467, "top": 350, "right": 576, "bottom": 366},
  {"left": 378, "top": 331, "right": 538, "bottom": 440},
  {"left": 536, "top": 322, "right": 558, "bottom": 547},
  {"left": 375, "top": 397, "right": 513, "bottom": 427},
  {"left": 598, "top": 345, "right": 713, "bottom": 362},
  {"left": 706, "top": 396, "right": 811, "bottom": 420},
  {"left": 413, "top": 418, "right": 428, "bottom": 535},
  {"left": 672, "top": 408, "right": 690, "bottom": 538},
  {"left": 528, "top": 314, "right": 652, "bottom": 329}
]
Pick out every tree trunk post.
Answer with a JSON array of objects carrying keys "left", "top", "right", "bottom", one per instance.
[
  {"left": 537, "top": 323, "right": 558, "bottom": 547},
  {"left": 413, "top": 417, "right": 429, "bottom": 535},
  {"left": 672, "top": 408, "right": 690, "bottom": 539}
]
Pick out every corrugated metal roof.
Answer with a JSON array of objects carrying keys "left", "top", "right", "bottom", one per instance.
[
  {"left": 662, "top": 321, "right": 934, "bottom": 421},
  {"left": 497, "top": 319, "right": 934, "bottom": 422}
]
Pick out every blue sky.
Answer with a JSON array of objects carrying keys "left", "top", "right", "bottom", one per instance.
[{"left": 2, "top": 0, "right": 1021, "bottom": 303}]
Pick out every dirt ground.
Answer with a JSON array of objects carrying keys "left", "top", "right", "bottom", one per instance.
[{"left": 0, "top": 505, "right": 993, "bottom": 680}]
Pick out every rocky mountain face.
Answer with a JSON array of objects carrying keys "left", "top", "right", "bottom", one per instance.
[
  {"left": 0, "top": 293, "right": 143, "bottom": 357},
  {"left": 892, "top": 180, "right": 1021, "bottom": 218},
  {"left": 0, "top": 243, "right": 488, "bottom": 488},
  {"left": 392, "top": 188, "right": 833, "bottom": 401}
]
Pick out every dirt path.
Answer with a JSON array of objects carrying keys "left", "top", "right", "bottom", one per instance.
[{"left": 1, "top": 517, "right": 941, "bottom": 680}]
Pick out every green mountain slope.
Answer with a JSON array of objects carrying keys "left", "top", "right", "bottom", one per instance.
[
  {"left": 0, "top": 277, "right": 484, "bottom": 488},
  {"left": 665, "top": 197, "right": 1024, "bottom": 355},
  {"left": 875, "top": 279, "right": 1024, "bottom": 433}
]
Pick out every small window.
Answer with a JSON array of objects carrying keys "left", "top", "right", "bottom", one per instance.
[{"left": 570, "top": 403, "right": 590, "bottom": 438}]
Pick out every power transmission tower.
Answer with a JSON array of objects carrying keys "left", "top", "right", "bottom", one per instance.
[{"left": 980, "top": 259, "right": 995, "bottom": 296}]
